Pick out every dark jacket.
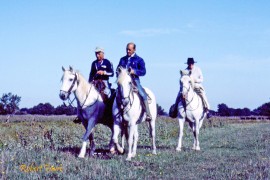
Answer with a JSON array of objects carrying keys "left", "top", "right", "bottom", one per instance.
[
  {"left": 117, "top": 54, "right": 146, "bottom": 80},
  {"left": 88, "top": 59, "right": 114, "bottom": 82}
]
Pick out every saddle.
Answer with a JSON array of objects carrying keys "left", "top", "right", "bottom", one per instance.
[{"left": 92, "top": 79, "right": 108, "bottom": 102}]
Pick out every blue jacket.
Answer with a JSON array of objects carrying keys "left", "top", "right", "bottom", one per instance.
[
  {"left": 89, "top": 59, "right": 114, "bottom": 82},
  {"left": 117, "top": 54, "right": 146, "bottom": 80}
]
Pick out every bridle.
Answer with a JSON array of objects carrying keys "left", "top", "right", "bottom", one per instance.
[
  {"left": 181, "top": 79, "right": 200, "bottom": 111},
  {"left": 60, "top": 73, "right": 78, "bottom": 98},
  {"left": 117, "top": 80, "right": 134, "bottom": 115},
  {"left": 61, "top": 72, "right": 99, "bottom": 108}
]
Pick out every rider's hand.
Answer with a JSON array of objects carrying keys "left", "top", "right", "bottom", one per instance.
[
  {"left": 129, "top": 68, "right": 135, "bottom": 75},
  {"left": 97, "top": 70, "right": 105, "bottom": 75}
]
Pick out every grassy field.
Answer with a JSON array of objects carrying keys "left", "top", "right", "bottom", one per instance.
[{"left": 0, "top": 116, "right": 269, "bottom": 179}]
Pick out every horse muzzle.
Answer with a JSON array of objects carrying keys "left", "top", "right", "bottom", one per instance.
[{"left": 59, "top": 90, "right": 69, "bottom": 101}]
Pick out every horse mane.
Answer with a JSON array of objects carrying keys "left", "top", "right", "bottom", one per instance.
[
  {"left": 117, "top": 68, "right": 130, "bottom": 85},
  {"left": 75, "top": 70, "right": 90, "bottom": 89}
]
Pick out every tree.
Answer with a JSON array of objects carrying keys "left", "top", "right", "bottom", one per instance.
[
  {"left": 28, "top": 103, "right": 55, "bottom": 115},
  {"left": 55, "top": 104, "right": 76, "bottom": 115},
  {"left": 240, "top": 108, "right": 251, "bottom": 116},
  {"left": 157, "top": 104, "right": 168, "bottom": 116},
  {"left": 217, "top": 103, "right": 230, "bottom": 116},
  {"left": 253, "top": 102, "right": 270, "bottom": 116},
  {"left": 0, "top": 93, "right": 21, "bottom": 115}
]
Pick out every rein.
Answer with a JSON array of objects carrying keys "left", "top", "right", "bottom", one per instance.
[
  {"left": 182, "top": 82, "right": 200, "bottom": 111},
  {"left": 60, "top": 73, "right": 78, "bottom": 96},
  {"left": 78, "top": 83, "right": 99, "bottom": 109},
  {"left": 60, "top": 73, "right": 78, "bottom": 107},
  {"left": 62, "top": 72, "right": 100, "bottom": 109},
  {"left": 117, "top": 83, "right": 134, "bottom": 115}
]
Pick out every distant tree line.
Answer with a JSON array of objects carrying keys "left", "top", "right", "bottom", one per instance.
[
  {"left": 20, "top": 103, "right": 76, "bottom": 115},
  {"left": 1, "top": 92, "right": 270, "bottom": 116},
  {"left": 216, "top": 103, "right": 270, "bottom": 116},
  {"left": 0, "top": 93, "right": 76, "bottom": 115}
]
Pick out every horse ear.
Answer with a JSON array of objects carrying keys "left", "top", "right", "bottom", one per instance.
[
  {"left": 180, "top": 70, "right": 184, "bottom": 76},
  {"left": 69, "top": 66, "right": 74, "bottom": 72},
  {"left": 117, "top": 67, "right": 122, "bottom": 74},
  {"left": 62, "top": 66, "right": 66, "bottom": 72},
  {"left": 180, "top": 70, "right": 189, "bottom": 76},
  {"left": 127, "top": 67, "right": 131, "bottom": 75}
]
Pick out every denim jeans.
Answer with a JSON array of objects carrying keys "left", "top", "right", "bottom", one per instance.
[{"left": 134, "top": 79, "right": 147, "bottom": 100}]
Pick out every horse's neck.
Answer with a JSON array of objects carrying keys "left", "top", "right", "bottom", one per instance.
[
  {"left": 75, "top": 75, "right": 101, "bottom": 107},
  {"left": 186, "top": 87, "right": 196, "bottom": 102}
]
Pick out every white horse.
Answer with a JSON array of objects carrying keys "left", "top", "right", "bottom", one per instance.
[
  {"left": 176, "top": 70, "right": 207, "bottom": 151},
  {"left": 111, "top": 67, "right": 157, "bottom": 161},
  {"left": 59, "top": 66, "right": 114, "bottom": 158}
]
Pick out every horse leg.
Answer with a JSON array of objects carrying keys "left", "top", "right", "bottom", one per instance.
[
  {"left": 112, "top": 123, "right": 124, "bottom": 154},
  {"left": 126, "top": 125, "right": 135, "bottom": 161},
  {"left": 89, "top": 131, "right": 96, "bottom": 157},
  {"left": 109, "top": 127, "right": 115, "bottom": 154},
  {"left": 121, "top": 124, "right": 128, "bottom": 150},
  {"left": 78, "top": 118, "right": 96, "bottom": 158},
  {"left": 192, "top": 120, "right": 200, "bottom": 151},
  {"left": 131, "top": 125, "right": 139, "bottom": 158},
  {"left": 199, "top": 113, "right": 206, "bottom": 129},
  {"left": 148, "top": 121, "right": 157, "bottom": 154},
  {"left": 78, "top": 141, "right": 87, "bottom": 158},
  {"left": 176, "top": 118, "right": 185, "bottom": 151}
]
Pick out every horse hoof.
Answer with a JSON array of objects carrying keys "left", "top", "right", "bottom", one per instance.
[
  {"left": 118, "top": 148, "right": 124, "bottom": 154},
  {"left": 110, "top": 147, "right": 115, "bottom": 152},
  {"left": 78, "top": 155, "right": 85, "bottom": 158},
  {"left": 110, "top": 149, "right": 116, "bottom": 154},
  {"left": 126, "top": 157, "right": 132, "bottom": 161},
  {"left": 152, "top": 150, "right": 157, "bottom": 155},
  {"left": 131, "top": 153, "right": 136, "bottom": 158},
  {"left": 192, "top": 147, "right": 200, "bottom": 151},
  {"left": 176, "top": 147, "right": 181, "bottom": 152}
]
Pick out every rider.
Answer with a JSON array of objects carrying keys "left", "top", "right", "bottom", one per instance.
[
  {"left": 73, "top": 47, "right": 114, "bottom": 124},
  {"left": 173, "top": 57, "right": 211, "bottom": 118},
  {"left": 89, "top": 47, "right": 114, "bottom": 99},
  {"left": 116, "top": 42, "right": 152, "bottom": 122}
]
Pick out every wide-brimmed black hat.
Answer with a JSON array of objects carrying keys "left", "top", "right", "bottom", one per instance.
[{"left": 185, "top": 57, "right": 197, "bottom": 64}]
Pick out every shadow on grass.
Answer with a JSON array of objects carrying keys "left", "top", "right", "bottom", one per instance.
[
  {"left": 57, "top": 146, "right": 113, "bottom": 160},
  {"left": 137, "top": 145, "right": 172, "bottom": 150}
]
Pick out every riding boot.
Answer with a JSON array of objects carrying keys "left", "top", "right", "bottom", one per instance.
[
  {"left": 73, "top": 116, "right": 82, "bottom": 124},
  {"left": 144, "top": 100, "right": 152, "bottom": 122}
]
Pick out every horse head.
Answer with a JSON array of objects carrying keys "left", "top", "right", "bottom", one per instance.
[
  {"left": 59, "top": 66, "right": 79, "bottom": 100},
  {"left": 116, "top": 67, "right": 133, "bottom": 107},
  {"left": 180, "top": 70, "right": 194, "bottom": 99}
]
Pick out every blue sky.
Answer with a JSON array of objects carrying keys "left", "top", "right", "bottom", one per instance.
[{"left": 0, "top": 0, "right": 270, "bottom": 111}]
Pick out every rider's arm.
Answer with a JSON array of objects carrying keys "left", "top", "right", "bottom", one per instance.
[
  {"left": 194, "top": 67, "right": 203, "bottom": 83},
  {"left": 88, "top": 62, "right": 96, "bottom": 82},
  {"left": 104, "top": 60, "right": 114, "bottom": 77},
  {"left": 133, "top": 57, "right": 146, "bottom": 76}
]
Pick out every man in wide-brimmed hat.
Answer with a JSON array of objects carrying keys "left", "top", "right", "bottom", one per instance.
[{"left": 172, "top": 57, "right": 211, "bottom": 118}]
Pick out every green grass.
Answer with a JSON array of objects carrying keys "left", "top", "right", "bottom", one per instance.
[{"left": 0, "top": 116, "right": 269, "bottom": 179}]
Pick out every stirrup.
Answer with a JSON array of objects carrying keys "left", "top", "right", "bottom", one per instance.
[
  {"left": 73, "top": 117, "right": 82, "bottom": 124},
  {"left": 206, "top": 112, "right": 212, "bottom": 119}
]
